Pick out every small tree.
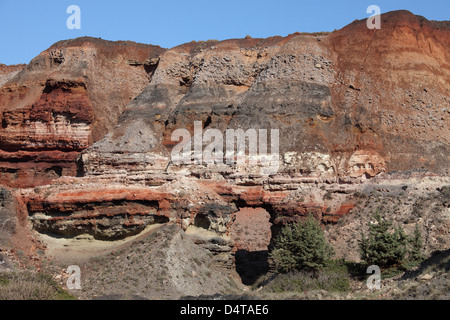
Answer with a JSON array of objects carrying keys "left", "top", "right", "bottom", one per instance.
[
  {"left": 359, "top": 213, "right": 423, "bottom": 268},
  {"left": 271, "top": 215, "right": 334, "bottom": 273},
  {"left": 359, "top": 214, "right": 415, "bottom": 269},
  {"left": 409, "top": 223, "right": 424, "bottom": 263}
]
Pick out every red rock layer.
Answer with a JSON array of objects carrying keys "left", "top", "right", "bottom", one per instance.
[
  {"left": 0, "top": 79, "right": 93, "bottom": 187},
  {"left": 0, "top": 11, "right": 448, "bottom": 251},
  {"left": 0, "top": 38, "right": 166, "bottom": 187}
]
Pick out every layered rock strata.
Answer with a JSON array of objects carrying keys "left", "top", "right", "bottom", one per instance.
[
  {"left": 0, "top": 11, "right": 449, "bottom": 268},
  {"left": 0, "top": 38, "right": 165, "bottom": 187}
]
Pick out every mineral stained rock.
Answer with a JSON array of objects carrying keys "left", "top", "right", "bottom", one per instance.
[
  {"left": 0, "top": 38, "right": 164, "bottom": 187},
  {"left": 0, "top": 11, "right": 449, "bottom": 262}
]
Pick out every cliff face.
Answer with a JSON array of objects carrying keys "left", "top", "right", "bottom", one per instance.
[
  {"left": 0, "top": 38, "right": 165, "bottom": 187},
  {"left": 0, "top": 64, "right": 25, "bottom": 87},
  {"left": 0, "top": 11, "right": 449, "bottom": 266},
  {"left": 328, "top": 11, "right": 450, "bottom": 173},
  {"left": 84, "top": 10, "right": 449, "bottom": 180}
]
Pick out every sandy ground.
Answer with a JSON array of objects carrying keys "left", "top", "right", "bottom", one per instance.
[{"left": 38, "top": 224, "right": 164, "bottom": 264}]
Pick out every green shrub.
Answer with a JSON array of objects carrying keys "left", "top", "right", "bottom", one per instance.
[
  {"left": 270, "top": 215, "right": 334, "bottom": 273},
  {"left": 358, "top": 214, "right": 406, "bottom": 268},
  {"left": 261, "top": 260, "right": 351, "bottom": 293},
  {"left": 358, "top": 214, "right": 424, "bottom": 269},
  {"left": 409, "top": 223, "right": 424, "bottom": 263}
]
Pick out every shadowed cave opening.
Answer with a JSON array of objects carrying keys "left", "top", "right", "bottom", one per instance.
[
  {"left": 229, "top": 207, "right": 273, "bottom": 285},
  {"left": 45, "top": 166, "right": 63, "bottom": 178},
  {"left": 194, "top": 214, "right": 211, "bottom": 230}
]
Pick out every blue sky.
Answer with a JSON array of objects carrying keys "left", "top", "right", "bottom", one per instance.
[{"left": 0, "top": 0, "right": 449, "bottom": 65}]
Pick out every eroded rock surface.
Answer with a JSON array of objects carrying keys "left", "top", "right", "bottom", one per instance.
[
  {"left": 0, "top": 11, "right": 449, "bottom": 284},
  {"left": 0, "top": 38, "right": 165, "bottom": 187}
]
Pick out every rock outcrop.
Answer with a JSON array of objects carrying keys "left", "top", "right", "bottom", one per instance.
[
  {"left": 0, "top": 38, "right": 165, "bottom": 187},
  {"left": 80, "top": 11, "right": 449, "bottom": 184},
  {"left": 0, "top": 64, "right": 25, "bottom": 87},
  {"left": 0, "top": 187, "right": 16, "bottom": 246},
  {"left": 0, "top": 11, "right": 449, "bottom": 275}
]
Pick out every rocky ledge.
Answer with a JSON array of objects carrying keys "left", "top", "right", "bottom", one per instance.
[{"left": 0, "top": 11, "right": 448, "bottom": 276}]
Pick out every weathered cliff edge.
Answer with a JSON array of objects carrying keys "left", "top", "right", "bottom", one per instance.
[{"left": 0, "top": 11, "right": 449, "bottom": 279}]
